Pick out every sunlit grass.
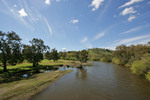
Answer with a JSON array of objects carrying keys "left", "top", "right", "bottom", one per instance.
[{"left": 0, "top": 70, "right": 72, "bottom": 100}]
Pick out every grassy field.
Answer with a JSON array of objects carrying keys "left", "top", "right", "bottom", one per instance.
[
  {"left": 0, "top": 59, "right": 92, "bottom": 72},
  {"left": 0, "top": 70, "right": 72, "bottom": 100},
  {"left": 0, "top": 59, "right": 92, "bottom": 83}
]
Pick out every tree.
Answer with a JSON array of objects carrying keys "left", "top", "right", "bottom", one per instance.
[
  {"left": 0, "top": 31, "right": 23, "bottom": 72},
  {"left": 79, "top": 50, "right": 88, "bottom": 67},
  {"left": 23, "top": 38, "right": 49, "bottom": 68},
  {"left": 50, "top": 48, "right": 59, "bottom": 62}
]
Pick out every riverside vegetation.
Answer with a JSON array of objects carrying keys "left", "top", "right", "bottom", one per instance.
[
  {"left": 0, "top": 30, "right": 150, "bottom": 99},
  {"left": 0, "top": 31, "right": 91, "bottom": 100},
  {"left": 87, "top": 43, "right": 150, "bottom": 82}
]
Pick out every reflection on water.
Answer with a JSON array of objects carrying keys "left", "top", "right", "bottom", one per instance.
[
  {"left": 30, "top": 62, "right": 150, "bottom": 100},
  {"left": 76, "top": 67, "right": 87, "bottom": 80}
]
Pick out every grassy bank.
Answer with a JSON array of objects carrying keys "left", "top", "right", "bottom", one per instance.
[
  {"left": 0, "top": 59, "right": 91, "bottom": 100},
  {"left": 0, "top": 70, "right": 72, "bottom": 100},
  {"left": 0, "top": 59, "right": 92, "bottom": 83}
]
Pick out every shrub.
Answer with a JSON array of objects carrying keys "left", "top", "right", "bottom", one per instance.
[
  {"left": 146, "top": 71, "right": 150, "bottom": 81},
  {"left": 91, "top": 57, "right": 100, "bottom": 61},
  {"left": 131, "top": 54, "right": 150, "bottom": 76}
]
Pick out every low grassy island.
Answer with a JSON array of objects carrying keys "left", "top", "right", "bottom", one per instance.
[{"left": 0, "top": 70, "right": 72, "bottom": 100}]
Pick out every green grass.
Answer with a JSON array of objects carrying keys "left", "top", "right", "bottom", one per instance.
[
  {"left": 0, "top": 70, "right": 72, "bottom": 100},
  {"left": 0, "top": 59, "right": 92, "bottom": 83}
]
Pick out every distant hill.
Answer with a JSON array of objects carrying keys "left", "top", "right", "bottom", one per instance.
[{"left": 87, "top": 48, "right": 113, "bottom": 61}]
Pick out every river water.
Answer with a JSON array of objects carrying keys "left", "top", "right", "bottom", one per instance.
[{"left": 30, "top": 62, "right": 150, "bottom": 100}]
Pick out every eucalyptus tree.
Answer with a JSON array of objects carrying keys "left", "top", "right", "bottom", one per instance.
[
  {"left": 0, "top": 31, "right": 23, "bottom": 72},
  {"left": 23, "top": 38, "right": 49, "bottom": 68},
  {"left": 79, "top": 50, "right": 88, "bottom": 67},
  {"left": 46, "top": 48, "right": 59, "bottom": 62}
]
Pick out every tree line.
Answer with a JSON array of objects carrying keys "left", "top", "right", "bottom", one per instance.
[
  {"left": 97, "top": 42, "right": 150, "bottom": 81},
  {"left": 0, "top": 31, "right": 88, "bottom": 72},
  {"left": 112, "top": 43, "right": 150, "bottom": 81}
]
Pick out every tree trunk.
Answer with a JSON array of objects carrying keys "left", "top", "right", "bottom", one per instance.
[
  {"left": 3, "top": 61, "right": 7, "bottom": 72},
  {"left": 54, "top": 60, "right": 55, "bottom": 62},
  {"left": 33, "top": 62, "right": 36, "bottom": 67},
  {"left": 81, "top": 61, "right": 83, "bottom": 67}
]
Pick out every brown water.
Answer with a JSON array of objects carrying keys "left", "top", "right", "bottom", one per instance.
[{"left": 30, "top": 62, "right": 150, "bottom": 100}]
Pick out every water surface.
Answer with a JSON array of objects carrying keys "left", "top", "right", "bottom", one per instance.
[{"left": 30, "top": 62, "right": 150, "bottom": 100}]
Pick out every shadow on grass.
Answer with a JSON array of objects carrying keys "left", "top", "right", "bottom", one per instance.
[{"left": 0, "top": 65, "right": 59, "bottom": 84}]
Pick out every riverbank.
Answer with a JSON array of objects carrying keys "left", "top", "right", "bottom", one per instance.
[
  {"left": 0, "top": 70, "right": 72, "bottom": 100},
  {"left": 0, "top": 60, "right": 92, "bottom": 83}
]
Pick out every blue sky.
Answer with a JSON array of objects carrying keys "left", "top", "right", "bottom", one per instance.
[{"left": 0, "top": 0, "right": 150, "bottom": 51}]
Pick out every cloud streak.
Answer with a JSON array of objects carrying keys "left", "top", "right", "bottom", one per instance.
[
  {"left": 119, "top": 0, "right": 143, "bottom": 8},
  {"left": 81, "top": 37, "right": 88, "bottom": 43},
  {"left": 81, "top": 37, "right": 92, "bottom": 48},
  {"left": 43, "top": 17, "right": 53, "bottom": 35},
  {"left": 94, "top": 32, "right": 104, "bottom": 40},
  {"left": 114, "top": 34, "right": 150, "bottom": 45}
]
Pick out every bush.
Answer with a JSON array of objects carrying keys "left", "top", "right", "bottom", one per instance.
[
  {"left": 131, "top": 54, "right": 150, "bottom": 76},
  {"left": 112, "top": 57, "right": 125, "bottom": 65},
  {"left": 91, "top": 57, "right": 100, "bottom": 61},
  {"left": 146, "top": 71, "right": 150, "bottom": 81}
]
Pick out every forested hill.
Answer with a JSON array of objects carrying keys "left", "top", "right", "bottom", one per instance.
[{"left": 87, "top": 48, "right": 113, "bottom": 61}]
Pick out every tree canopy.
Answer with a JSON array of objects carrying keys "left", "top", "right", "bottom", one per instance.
[
  {"left": 23, "top": 38, "right": 49, "bottom": 67},
  {"left": 0, "top": 31, "right": 23, "bottom": 72}
]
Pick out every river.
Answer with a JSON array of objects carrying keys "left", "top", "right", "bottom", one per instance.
[{"left": 30, "top": 62, "right": 150, "bottom": 100}]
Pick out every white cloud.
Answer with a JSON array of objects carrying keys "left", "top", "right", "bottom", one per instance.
[
  {"left": 148, "top": 2, "right": 150, "bottom": 4},
  {"left": 121, "top": 7, "right": 137, "bottom": 16},
  {"left": 121, "top": 26, "right": 142, "bottom": 34},
  {"left": 100, "top": 46, "right": 116, "bottom": 50},
  {"left": 128, "top": 15, "right": 136, "bottom": 22},
  {"left": 18, "top": 8, "right": 28, "bottom": 17},
  {"left": 71, "top": 19, "right": 79, "bottom": 24},
  {"left": 43, "top": 17, "right": 53, "bottom": 35},
  {"left": 81, "top": 37, "right": 88, "bottom": 43},
  {"left": 45, "top": 0, "right": 51, "bottom": 5},
  {"left": 114, "top": 34, "right": 150, "bottom": 45},
  {"left": 90, "top": 0, "right": 104, "bottom": 11},
  {"left": 14, "top": 5, "right": 17, "bottom": 7},
  {"left": 62, "top": 48, "right": 66, "bottom": 51},
  {"left": 119, "top": 0, "right": 143, "bottom": 8},
  {"left": 94, "top": 32, "right": 104, "bottom": 40}
]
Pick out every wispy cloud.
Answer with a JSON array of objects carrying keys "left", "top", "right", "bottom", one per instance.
[
  {"left": 81, "top": 37, "right": 92, "bottom": 48},
  {"left": 71, "top": 19, "right": 79, "bottom": 24},
  {"left": 121, "top": 26, "right": 142, "bottom": 34},
  {"left": 93, "top": 32, "right": 104, "bottom": 40},
  {"left": 81, "top": 37, "right": 88, "bottom": 43},
  {"left": 128, "top": 15, "right": 136, "bottom": 22},
  {"left": 114, "top": 34, "right": 150, "bottom": 45},
  {"left": 119, "top": 0, "right": 143, "bottom": 8},
  {"left": 121, "top": 7, "right": 137, "bottom": 16},
  {"left": 89, "top": 0, "right": 104, "bottom": 11},
  {"left": 45, "top": 0, "right": 51, "bottom": 5},
  {"left": 43, "top": 17, "right": 53, "bottom": 35},
  {"left": 18, "top": 8, "right": 28, "bottom": 17}
]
